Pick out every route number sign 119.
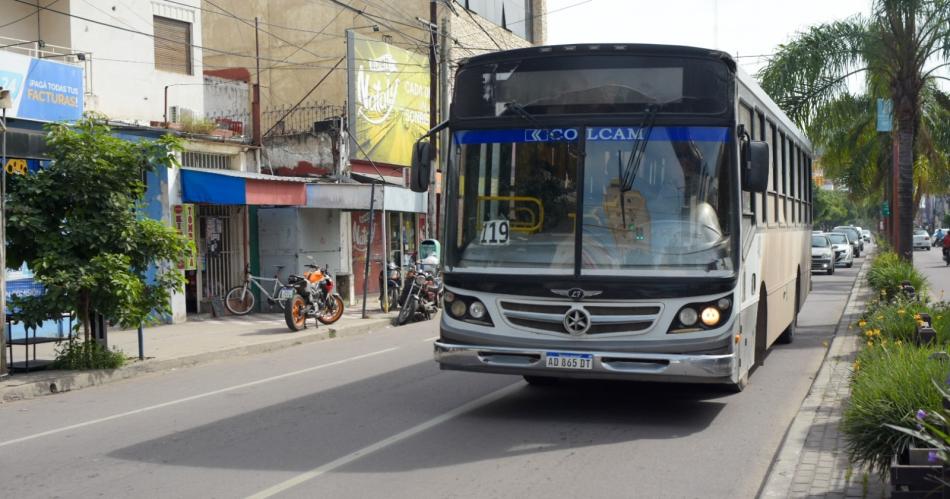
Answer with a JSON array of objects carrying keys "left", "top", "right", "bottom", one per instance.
[{"left": 480, "top": 220, "right": 510, "bottom": 245}]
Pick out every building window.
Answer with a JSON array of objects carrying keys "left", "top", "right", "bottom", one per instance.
[
  {"left": 182, "top": 151, "right": 232, "bottom": 170},
  {"left": 154, "top": 16, "right": 192, "bottom": 74}
]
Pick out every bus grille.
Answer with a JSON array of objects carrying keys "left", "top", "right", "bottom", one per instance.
[{"left": 499, "top": 301, "right": 662, "bottom": 336}]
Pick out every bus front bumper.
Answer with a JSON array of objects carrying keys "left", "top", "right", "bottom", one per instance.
[{"left": 434, "top": 341, "right": 737, "bottom": 384}]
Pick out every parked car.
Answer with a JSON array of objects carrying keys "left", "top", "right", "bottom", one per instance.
[
  {"left": 861, "top": 229, "right": 872, "bottom": 243},
  {"left": 827, "top": 232, "right": 854, "bottom": 268},
  {"left": 833, "top": 226, "right": 864, "bottom": 257},
  {"left": 811, "top": 234, "right": 835, "bottom": 275},
  {"left": 913, "top": 229, "right": 932, "bottom": 251}
]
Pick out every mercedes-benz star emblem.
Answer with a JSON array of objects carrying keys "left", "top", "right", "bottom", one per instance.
[{"left": 563, "top": 308, "right": 591, "bottom": 336}]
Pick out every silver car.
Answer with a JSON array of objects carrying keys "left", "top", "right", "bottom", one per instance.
[
  {"left": 913, "top": 229, "right": 932, "bottom": 251},
  {"left": 826, "top": 232, "right": 854, "bottom": 268},
  {"left": 811, "top": 234, "right": 835, "bottom": 275}
]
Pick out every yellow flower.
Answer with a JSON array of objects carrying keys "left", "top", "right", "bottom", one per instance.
[
  {"left": 859, "top": 320, "right": 868, "bottom": 327},
  {"left": 915, "top": 314, "right": 922, "bottom": 320},
  {"left": 867, "top": 340, "right": 874, "bottom": 347},
  {"left": 898, "top": 309, "right": 906, "bottom": 316},
  {"left": 896, "top": 340, "right": 903, "bottom": 347},
  {"left": 877, "top": 315, "right": 885, "bottom": 320}
]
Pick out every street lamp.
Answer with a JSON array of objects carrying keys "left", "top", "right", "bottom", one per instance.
[{"left": 0, "top": 87, "right": 12, "bottom": 376}]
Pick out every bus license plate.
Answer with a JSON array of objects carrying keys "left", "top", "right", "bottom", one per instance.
[
  {"left": 545, "top": 352, "right": 593, "bottom": 370},
  {"left": 278, "top": 288, "right": 295, "bottom": 300}
]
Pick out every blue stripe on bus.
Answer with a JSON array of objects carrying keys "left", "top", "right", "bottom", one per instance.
[{"left": 453, "top": 127, "right": 730, "bottom": 144}]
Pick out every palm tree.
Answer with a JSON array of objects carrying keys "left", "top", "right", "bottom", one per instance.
[{"left": 759, "top": 0, "right": 950, "bottom": 260}]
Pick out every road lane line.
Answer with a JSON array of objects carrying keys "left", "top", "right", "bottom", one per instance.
[
  {"left": 0, "top": 347, "right": 400, "bottom": 449},
  {"left": 245, "top": 382, "right": 523, "bottom": 499},
  {"left": 422, "top": 336, "right": 439, "bottom": 342}
]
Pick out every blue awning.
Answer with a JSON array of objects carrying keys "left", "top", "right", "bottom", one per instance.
[{"left": 181, "top": 168, "right": 246, "bottom": 205}]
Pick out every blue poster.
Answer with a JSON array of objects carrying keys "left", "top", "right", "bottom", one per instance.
[
  {"left": 876, "top": 99, "right": 893, "bottom": 132},
  {"left": 0, "top": 51, "right": 84, "bottom": 122}
]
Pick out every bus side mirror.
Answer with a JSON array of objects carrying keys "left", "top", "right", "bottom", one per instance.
[
  {"left": 742, "top": 141, "right": 769, "bottom": 193},
  {"left": 410, "top": 141, "right": 434, "bottom": 193}
]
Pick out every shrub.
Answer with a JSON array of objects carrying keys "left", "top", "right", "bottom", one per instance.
[
  {"left": 51, "top": 339, "right": 127, "bottom": 370},
  {"left": 842, "top": 343, "right": 950, "bottom": 476},
  {"left": 867, "top": 251, "right": 928, "bottom": 299},
  {"left": 859, "top": 298, "right": 950, "bottom": 345}
]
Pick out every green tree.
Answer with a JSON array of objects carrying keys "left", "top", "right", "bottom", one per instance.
[
  {"left": 759, "top": 0, "right": 950, "bottom": 261},
  {"left": 6, "top": 115, "right": 191, "bottom": 346},
  {"left": 812, "top": 184, "right": 859, "bottom": 229}
]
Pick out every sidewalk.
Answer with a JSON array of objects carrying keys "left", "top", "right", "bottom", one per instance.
[
  {"left": 1, "top": 304, "right": 395, "bottom": 403},
  {"left": 761, "top": 256, "right": 886, "bottom": 498}
]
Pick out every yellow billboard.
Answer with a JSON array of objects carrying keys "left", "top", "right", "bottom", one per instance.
[{"left": 347, "top": 32, "right": 430, "bottom": 167}]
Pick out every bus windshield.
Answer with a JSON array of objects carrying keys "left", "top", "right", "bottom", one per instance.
[{"left": 448, "top": 126, "right": 734, "bottom": 276}]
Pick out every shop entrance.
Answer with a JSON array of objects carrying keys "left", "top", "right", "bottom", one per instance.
[{"left": 187, "top": 205, "right": 246, "bottom": 314}]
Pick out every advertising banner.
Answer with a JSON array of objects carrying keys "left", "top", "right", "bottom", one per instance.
[
  {"left": 0, "top": 50, "right": 84, "bottom": 122},
  {"left": 347, "top": 32, "right": 429, "bottom": 167},
  {"left": 173, "top": 204, "right": 198, "bottom": 270}
]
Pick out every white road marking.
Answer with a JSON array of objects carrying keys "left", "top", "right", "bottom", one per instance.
[
  {"left": 245, "top": 382, "right": 523, "bottom": 499},
  {"left": 0, "top": 347, "right": 400, "bottom": 448},
  {"left": 422, "top": 336, "right": 439, "bottom": 342}
]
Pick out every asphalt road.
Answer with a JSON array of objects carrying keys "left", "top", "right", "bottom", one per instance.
[
  {"left": 0, "top": 258, "right": 863, "bottom": 499},
  {"left": 913, "top": 242, "right": 949, "bottom": 300}
]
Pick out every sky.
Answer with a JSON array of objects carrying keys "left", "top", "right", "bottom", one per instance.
[{"left": 545, "top": 0, "right": 873, "bottom": 76}]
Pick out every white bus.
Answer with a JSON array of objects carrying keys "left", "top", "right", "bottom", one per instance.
[{"left": 410, "top": 44, "right": 813, "bottom": 391}]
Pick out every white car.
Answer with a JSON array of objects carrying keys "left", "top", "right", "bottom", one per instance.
[
  {"left": 913, "top": 229, "right": 931, "bottom": 251},
  {"left": 826, "top": 232, "right": 854, "bottom": 268},
  {"left": 811, "top": 234, "right": 835, "bottom": 275}
]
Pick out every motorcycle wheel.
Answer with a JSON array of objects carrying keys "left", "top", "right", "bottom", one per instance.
[
  {"left": 395, "top": 296, "right": 417, "bottom": 326},
  {"left": 284, "top": 295, "right": 307, "bottom": 331},
  {"left": 318, "top": 295, "right": 345, "bottom": 324}
]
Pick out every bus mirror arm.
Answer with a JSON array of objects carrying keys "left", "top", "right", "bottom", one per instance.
[
  {"left": 741, "top": 141, "right": 770, "bottom": 193},
  {"left": 410, "top": 120, "right": 449, "bottom": 193}
]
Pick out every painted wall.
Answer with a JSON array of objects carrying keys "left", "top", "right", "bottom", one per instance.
[
  {"left": 263, "top": 131, "right": 337, "bottom": 177},
  {"left": 67, "top": 0, "right": 205, "bottom": 124}
]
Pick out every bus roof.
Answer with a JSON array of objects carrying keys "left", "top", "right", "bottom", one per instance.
[
  {"left": 457, "top": 43, "right": 736, "bottom": 72},
  {"left": 736, "top": 66, "right": 812, "bottom": 150}
]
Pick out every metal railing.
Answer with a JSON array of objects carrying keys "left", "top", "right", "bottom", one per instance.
[{"left": 262, "top": 101, "right": 344, "bottom": 136}]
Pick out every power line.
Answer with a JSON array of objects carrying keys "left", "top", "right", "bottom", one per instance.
[
  {"left": 505, "top": 0, "right": 593, "bottom": 27},
  {"left": 453, "top": 0, "right": 504, "bottom": 51},
  {"left": 10, "top": 0, "right": 344, "bottom": 67},
  {"left": 0, "top": 0, "right": 61, "bottom": 29}
]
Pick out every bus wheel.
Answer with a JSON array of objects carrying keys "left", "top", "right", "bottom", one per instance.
[
  {"left": 754, "top": 288, "right": 768, "bottom": 369},
  {"left": 778, "top": 281, "right": 799, "bottom": 344}
]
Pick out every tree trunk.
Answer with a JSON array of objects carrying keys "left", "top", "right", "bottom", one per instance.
[{"left": 896, "top": 113, "right": 915, "bottom": 262}]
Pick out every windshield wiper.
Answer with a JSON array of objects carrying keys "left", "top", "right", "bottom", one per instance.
[
  {"left": 620, "top": 103, "right": 660, "bottom": 192},
  {"left": 501, "top": 101, "right": 542, "bottom": 127}
]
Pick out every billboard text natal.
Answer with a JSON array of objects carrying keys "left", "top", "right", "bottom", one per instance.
[{"left": 347, "top": 33, "right": 429, "bottom": 167}]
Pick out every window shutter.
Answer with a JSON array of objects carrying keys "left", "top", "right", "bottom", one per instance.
[{"left": 154, "top": 16, "right": 192, "bottom": 74}]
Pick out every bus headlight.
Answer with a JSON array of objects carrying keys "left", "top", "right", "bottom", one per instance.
[
  {"left": 469, "top": 301, "right": 487, "bottom": 319},
  {"left": 443, "top": 291, "right": 456, "bottom": 303},
  {"left": 701, "top": 306, "right": 721, "bottom": 327},
  {"left": 450, "top": 300, "right": 467, "bottom": 318},
  {"left": 678, "top": 308, "right": 698, "bottom": 327}
]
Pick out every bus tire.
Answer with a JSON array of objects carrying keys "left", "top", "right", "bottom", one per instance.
[
  {"left": 754, "top": 287, "right": 768, "bottom": 369},
  {"left": 777, "top": 281, "right": 799, "bottom": 344}
]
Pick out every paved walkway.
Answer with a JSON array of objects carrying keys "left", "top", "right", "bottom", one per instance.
[
  {"left": 1, "top": 303, "right": 396, "bottom": 402},
  {"left": 762, "top": 255, "right": 886, "bottom": 498}
]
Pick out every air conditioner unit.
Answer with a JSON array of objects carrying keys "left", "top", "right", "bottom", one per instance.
[{"left": 168, "top": 106, "right": 195, "bottom": 123}]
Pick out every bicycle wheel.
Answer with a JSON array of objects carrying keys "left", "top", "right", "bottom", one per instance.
[
  {"left": 225, "top": 285, "right": 255, "bottom": 315},
  {"left": 318, "top": 295, "right": 345, "bottom": 325}
]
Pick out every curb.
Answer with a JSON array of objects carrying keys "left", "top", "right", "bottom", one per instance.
[
  {"left": 758, "top": 254, "right": 873, "bottom": 498},
  {"left": 0, "top": 317, "right": 393, "bottom": 403}
]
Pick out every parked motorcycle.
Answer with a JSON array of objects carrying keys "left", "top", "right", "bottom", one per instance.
[
  {"left": 393, "top": 266, "right": 442, "bottom": 326},
  {"left": 378, "top": 261, "right": 402, "bottom": 311},
  {"left": 284, "top": 263, "right": 345, "bottom": 331}
]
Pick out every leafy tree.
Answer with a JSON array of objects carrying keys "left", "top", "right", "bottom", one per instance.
[
  {"left": 812, "top": 184, "right": 859, "bottom": 229},
  {"left": 6, "top": 115, "right": 191, "bottom": 346},
  {"left": 759, "top": 0, "right": 950, "bottom": 261}
]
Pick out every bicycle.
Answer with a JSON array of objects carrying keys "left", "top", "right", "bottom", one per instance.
[{"left": 225, "top": 265, "right": 295, "bottom": 315}]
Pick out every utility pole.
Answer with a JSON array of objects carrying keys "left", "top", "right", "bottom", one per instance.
[
  {"left": 438, "top": 20, "right": 449, "bottom": 238},
  {"left": 252, "top": 17, "right": 262, "bottom": 147},
  {"left": 427, "top": 0, "right": 438, "bottom": 239}
]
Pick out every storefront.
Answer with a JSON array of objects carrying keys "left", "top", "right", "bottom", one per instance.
[{"left": 177, "top": 167, "right": 310, "bottom": 315}]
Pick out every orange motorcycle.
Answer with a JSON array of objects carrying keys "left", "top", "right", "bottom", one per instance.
[{"left": 284, "top": 263, "right": 345, "bottom": 331}]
